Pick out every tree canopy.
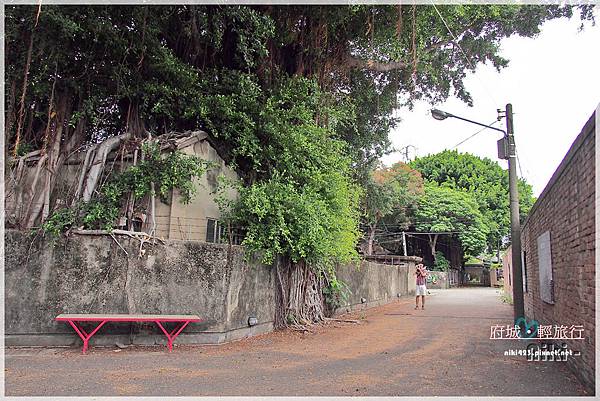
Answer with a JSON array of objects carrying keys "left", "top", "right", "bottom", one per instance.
[
  {"left": 414, "top": 182, "right": 489, "bottom": 259},
  {"left": 362, "top": 162, "right": 423, "bottom": 255},
  {"left": 410, "top": 150, "right": 535, "bottom": 252}
]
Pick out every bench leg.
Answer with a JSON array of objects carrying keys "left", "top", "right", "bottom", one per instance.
[
  {"left": 155, "top": 321, "right": 191, "bottom": 352},
  {"left": 68, "top": 320, "right": 107, "bottom": 354}
]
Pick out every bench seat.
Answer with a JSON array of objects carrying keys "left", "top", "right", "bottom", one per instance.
[
  {"left": 55, "top": 313, "right": 202, "bottom": 354},
  {"left": 56, "top": 314, "right": 201, "bottom": 322}
]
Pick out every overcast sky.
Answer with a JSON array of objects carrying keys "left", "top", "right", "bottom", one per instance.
[{"left": 382, "top": 10, "right": 600, "bottom": 197}]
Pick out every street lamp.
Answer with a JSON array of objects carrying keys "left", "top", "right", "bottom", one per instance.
[
  {"left": 430, "top": 104, "right": 525, "bottom": 322},
  {"left": 431, "top": 109, "right": 450, "bottom": 121}
]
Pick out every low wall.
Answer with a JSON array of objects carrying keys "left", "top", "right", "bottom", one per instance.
[
  {"left": 426, "top": 271, "right": 448, "bottom": 289},
  {"left": 489, "top": 269, "right": 503, "bottom": 287},
  {"left": 335, "top": 257, "right": 420, "bottom": 312},
  {"left": 5, "top": 230, "right": 275, "bottom": 347},
  {"left": 5, "top": 231, "right": 419, "bottom": 347}
]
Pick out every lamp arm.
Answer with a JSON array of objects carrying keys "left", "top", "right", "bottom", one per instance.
[{"left": 449, "top": 114, "right": 507, "bottom": 136}]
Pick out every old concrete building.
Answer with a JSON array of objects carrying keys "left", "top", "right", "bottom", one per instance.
[
  {"left": 150, "top": 132, "right": 239, "bottom": 242},
  {"left": 520, "top": 107, "right": 596, "bottom": 392},
  {"left": 5, "top": 131, "right": 239, "bottom": 243}
]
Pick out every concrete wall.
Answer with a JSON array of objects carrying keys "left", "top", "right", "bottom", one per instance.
[
  {"left": 520, "top": 110, "right": 595, "bottom": 392},
  {"left": 5, "top": 230, "right": 419, "bottom": 347},
  {"left": 5, "top": 230, "right": 275, "bottom": 347},
  {"left": 464, "top": 265, "right": 486, "bottom": 284},
  {"left": 335, "top": 257, "right": 420, "bottom": 312},
  {"left": 489, "top": 269, "right": 503, "bottom": 288},
  {"left": 447, "top": 269, "right": 460, "bottom": 287},
  {"left": 426, "top": 271, "right": 449, "bottom": 289}
]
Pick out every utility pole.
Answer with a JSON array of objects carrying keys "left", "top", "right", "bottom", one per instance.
[
  {"left": 399, "top": 145, "right": 417, "bottom": 163},
  {"left": 430, "top": 104, "right": 525, "bottom": 321},
  {"left": 506, "top": 104, "right": 525, "bottom": 321}
]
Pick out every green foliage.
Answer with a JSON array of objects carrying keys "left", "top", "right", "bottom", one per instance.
[
  {"left": 42, "top": 207, "right": 77, "bottom": 237},
  {"left": 410, "top": 150, "right": 536, "bottom": 251},
  {"left": 43, "top": 144, "right": 213, "bottom": 234},
  {"left": 323, "top": 276, "right": 351, "bottom": 312},
  {"left": 223, "top": 77, "right": 361, "bottom": 268},
  {"left": 15, "top": 143, "right": 34, "bottom": 157},
  {"left": 364, "top": 162, "right": 424, "bottom": 229},
  {"left": 465, "top": 256, "right": 483, "bottom": 265},
  {"left": 415, "top": 182, "right": 489, "bottom": 257},
  {"left": 500, "top": 287, "right": 514, "bottom": 305},
  {"left": 433, "top": 251, "right": 450, "bottom": 271},
  {"left": 6, "top": 5, "right": 593, "bottom": 163}
]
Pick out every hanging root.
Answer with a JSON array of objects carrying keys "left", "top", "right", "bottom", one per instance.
[
  {"left": 71, "top": 229, "right": 164, "bottom": 258},
  {"left": 274, "top": 258, "right": 326, "bottom": 330}
]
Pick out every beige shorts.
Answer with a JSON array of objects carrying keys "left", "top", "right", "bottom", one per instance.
[{"left": 416, "top": 285, "right": 427, "bottom": 296}]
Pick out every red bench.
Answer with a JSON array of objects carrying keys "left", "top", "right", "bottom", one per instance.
[{"left": 55, "top": 314, "right": 202, "bottom": 354}]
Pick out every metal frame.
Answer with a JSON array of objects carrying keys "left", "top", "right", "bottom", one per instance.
[{"left": 56, "top": 315, "right": 201, "bottom": 354}]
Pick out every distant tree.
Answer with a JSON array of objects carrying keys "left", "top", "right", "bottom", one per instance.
[
  {"left": 433, "top": 251, "right": 451, "bottom": 271},
  {"left": 414, "top": 183, "right": 489, "bottom": 260},
  {"left": 362, "top": 162, "right": 423, "bottom": 255},
  {"left": 410, "top": 150, "right": 535, "bottom": 253}
]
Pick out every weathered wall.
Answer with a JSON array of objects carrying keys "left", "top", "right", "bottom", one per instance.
[
  {"left": 335, "top": 257, "right": 420, "bottom": 312},
  {"left": 165, "top": 137, "right": 239, "bottom": 241},
  {"left": 464, "top": 265, "right": 488, "bottom": 285},
  {"left": 489, "top": 269, "right": 503, "bottom": 288},
  {"left": 521, "top": 110, "right": 595, "bottom": 392},
  {"left": 426, "top": 271, "right": 449, "bottom": 289},
  {"left": 447, "top": 269, "right": 460, "bottom": 287},
  {"left": 5, "top": 231, "right": 419, "bottom": 347},
  {"left": 5, "top": 230, "right": 275, "bottom": 346}
]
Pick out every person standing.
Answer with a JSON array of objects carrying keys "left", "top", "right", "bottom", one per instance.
[{"left": 415, "top": 263, "right": 428, "bottom": 310}]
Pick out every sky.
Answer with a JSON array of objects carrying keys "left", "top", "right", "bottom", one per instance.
[{"left": 382, "top": 9, "right": 600, "bottom": 197}]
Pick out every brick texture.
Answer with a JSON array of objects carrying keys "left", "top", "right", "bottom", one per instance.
[{"left": 521, "top": 112, "right": 595, "bottom": 392}]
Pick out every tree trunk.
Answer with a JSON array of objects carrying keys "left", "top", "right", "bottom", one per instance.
[
  {"left": 81, "top": 133, "right": 130, "bottom": 202},
  {"left": 428, "top": 233, "right": 439, "bottom": 262},
  {"left": 366, "top": 223, "right": 376, "bottom": 256},
  {"left": 5, "top": 79, "right": 17, "bottom": 142}
]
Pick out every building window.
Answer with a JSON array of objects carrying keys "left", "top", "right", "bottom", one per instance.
[
  {"left": 206, "top": 218, "right": 225, "bottom": 243},
  {"left": 206, "top": 218, "right": 245, "bottom": 245},
  {"left": 537, "top": 231, "right": 554, "bottom": 304}
]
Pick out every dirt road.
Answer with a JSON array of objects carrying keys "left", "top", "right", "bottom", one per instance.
[{"left": 5, "top": 287, "right": 589, "bottom": 396}]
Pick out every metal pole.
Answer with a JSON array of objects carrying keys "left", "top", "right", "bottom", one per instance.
[
  {"left": 402, "top": 232, "right": 407, "bottom": 256},
  {"left": 506, "top": 103, "right": 525, "bottom": 320}
]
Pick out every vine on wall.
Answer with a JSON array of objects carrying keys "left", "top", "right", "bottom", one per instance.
[{"left": 43, "top": 141, "right": 214, "bottom": 236}]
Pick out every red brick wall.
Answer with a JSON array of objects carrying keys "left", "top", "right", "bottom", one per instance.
[{"left": 521, "top": 111, "right": 595, "bottom": 392}]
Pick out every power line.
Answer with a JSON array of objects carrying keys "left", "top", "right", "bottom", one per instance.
[
  {"left": 515, "top": 146, "right": 525, "bottom": 179},
  {"left": 451, "top": 120, "right": 500, "bottom": 149}
]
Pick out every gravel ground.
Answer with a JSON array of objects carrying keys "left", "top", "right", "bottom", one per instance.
[{"left": 5, "top": 287, "right": 591, "bottom": 396}]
